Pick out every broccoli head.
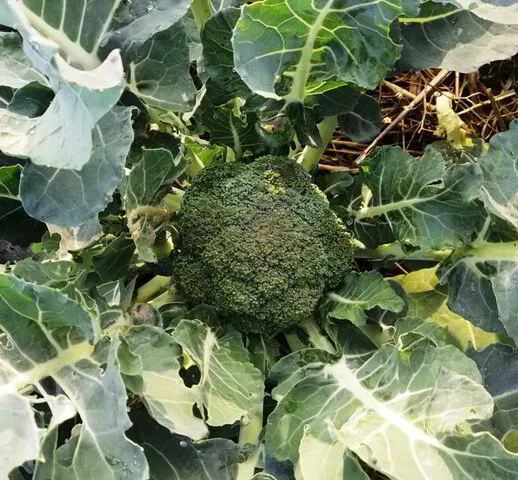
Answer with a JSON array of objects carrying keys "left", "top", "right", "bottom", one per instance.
[{"left": 173, "top": 156, "right": 354, "bottom": 334}]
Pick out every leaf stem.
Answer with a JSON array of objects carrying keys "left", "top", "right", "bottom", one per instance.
[
  {"left": 284, "top": 331, "right": 307, "bottom": 352},
  {"left": 399, "top": 8, "right": 464, "bottom": 24},
  {"left": 300, "top": 116, "right": 338, "bottom": 173},
  {"left": 236, "top": 409, "right": 263, "bottom": 480},
  {"left": 299, "top": 317, "right": 336, "bottom": 354},
  {"left": 135, "top": 275, "right": 170, "bottom": 303},
  {"left": 356, "top": 242, "right": 453, "bottom": 262},
  {"left": 147, "top": 287, "right": 182, "bottom": 309}
]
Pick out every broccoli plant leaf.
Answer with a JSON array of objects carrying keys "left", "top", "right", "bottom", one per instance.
[
  {"left": 128, "top": 409, "right": 241, "bottom": 480},
  {"left": 266, "top": 342, "right": 518, "bottom": 479},
  {"left": 469, "top": 344, "right": 518, "bottom": 437},
  {"left": 348, "top": 145, "right": 484, "bottom": 249},
  {"left": 202, "top": 8, "right": 250, "bottom": 101},
  {"left": 442, "top": 0, "right": 518, "bottom": 24},
  {"left": 232, "top": 0, "right": 420, "bottom": 104},
  {"left": 125, "top": 21, "right": 196, "bottom": 111},
  {"left": 20, "top": 107, "right": 134, "bottom": 227},
  {"left": 295, "top": 430, "right": 369, "bottom": 480},
  {"left": 103, "top": 0, "right": 192, "bottom": 51},
  {"left": 199, "top": 98, "right": 264, "bottom": 157},
  {"left": 0, "top": 274, "right": 93, "bottom": 472},
  {"left": 0, "top": 392, "right": 40, "bottom": 479},
  {"left": 0, "top": 164, "right": 45, "bottom": 246},
  {"left": 0, "top": 32, "right": 47, "bottom": 88},
  {"left": 44, "top": 344, "right": 149, "bottom": 480},
  {"left": 398, "top": 2, "right": 518, "bottom": 72},
  {"left": 440, "top": 238, "right": 518, "bottom": 342},
  {"left": 325, "top": 271, "right": 405, "bottom": 326},
  {"left": 316, "top": 86, "right": 382, "bottom": 143},
  {"left": 119, "top": 325, "right": 208, "bottom": 440},
  {"left": 0, "top": 274, "right": 149, "bottom": 478},
  {"left": 92, "top": 236, "right": 136, "bottom": 283},
  {"left": 0, "top": 0, "right": 125, "bottom": 170},
  {"left": 125, "top": 147, "right": 187, "bottom": 262},
  {"left": 390, "top": 267, "right": 506, "bottom": 351},
  {"left": 479, "top": 121, "right": 518, "bottom": 230},
  {"left": 173, "top": 319, "right": 264, "bottom": 427}
]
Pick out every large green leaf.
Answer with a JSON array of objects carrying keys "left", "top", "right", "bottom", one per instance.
[
  {"left": 128, "top": 409, "right": 241, "bottom": 480},
  {"left": 479, "top": 121, "right": 518, "bottom": 230},
  {"left": 199, "top": 98, "right": 264, "bottom": 157},
  {"left": 441, "top": 238, "right": 518, "bottom": 342},
  {"left": 43, "top": 343, "right": 149, "bottom": 479},
  {"left": 201, "top": 8, "right": 250, "bottom": 100},
  {"left": 125, "top": 147, "right": 187, "bottom": 262},
  {"left": 0, "top": 274, "right": 149, "bottom": 478},
  {"left": 469, "top": 344, "right": 518, "bottom": 438},
  {"left": 295, "top": 430, "right": 369, "bottom": 480},
  {"left": 266, "top": 342, "right": 518, "bottom": 479},
  {"left": 348, "top": 145, "right": 484, "bottom": 249},
  {"left": 119, "top": 325, "right": 207, "bottom": 440},
  {"left": 390, "top": 267, "right": 506, "bottom": 351},
  {"left": 326, "top": 271, "right": 405, "bottom": 326},
  {"left": 0, "top": 392, "right": 39, "bottom": 478},
  {"left": 0, "top": 1, "right": 125, "bottom": 171},
  {"left": 20, "top": 107, "right": 134, "bottom": 227},
  {"left": 444, "top": 0, "right": 518, "bottom": 24},
  {"left": 398, "top": 2, "right": 518, "bottom": 72},
  {"left": 125, "top": 21, "right": 196, "bottom": 111},
  {"left": 173, "top": 319, "right": 264, "bottom": 427},
  {"left": 0, "top": 32, "right": 46, "bottom": 88},
  {"left": 103, "top": 0, "right": 192, "bottom": 51},
  {"left": 232, "top": 0, "right": 420, "bottom": 104}
]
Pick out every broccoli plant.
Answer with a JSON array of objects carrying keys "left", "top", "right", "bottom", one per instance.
[{"left": 1, "top": 1, "right": 518, "bottom": 480}]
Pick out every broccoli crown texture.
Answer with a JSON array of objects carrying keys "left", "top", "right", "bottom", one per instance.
[{"left": 173, "top": 156, "right": 354, "bottom": 334}]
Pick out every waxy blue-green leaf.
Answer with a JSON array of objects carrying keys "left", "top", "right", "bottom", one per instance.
[
  {"left": 469, "top": 344, "right": 518, "bottom": 437},
  {"left": 316, "top": 86, "right": 382, "bottom": 143},
  {"left": 0, "top": 0, "right": 125, "bottom": 170},
  {"left": 200, "top": 98, "right": 264, "bottom": 157},
  {"left": 479, "top": 121, "right": 518, "bottom": 230},
  {"left": 0, "top": 392, "right": 39, "bottom": 479},
  {"left": 0, "top": 274, "right": 96, "bottom": 474},
  {"left": 103, "top": 0, "right": 193, "bottom": 52},
  {"left": 44, "top": 342, "right": 149, "bottom": 480},
  {"left": 266, "top": 342, "right": 518, "bottom": 479},
  {"left": 119, "top": 325, "right": 207, "bottom": 440},
  {"left": 442, "top": 0, "right": 518, "bottom": 24},
  {"left": 202, "top": 8, "right": 250, "bottom": 100},
  {"left": 349, "top": 146, "right": 484, "bottom": 249},
  {"left": 399, "top": 2, "right": 518, "bottom": 72},
  {"left": 0, "top": 32, "right": 47, "bottom": 88},
  {"left": 232, "top": 0, "right": 420, "bottom": 104},
  {"left": 295, "top": 430, "right": 369, "bottom": 480},
  {"left": 20, "top": 107, "right": 134, "bottom": 227},
  {"left": 441, "top": 238, "right": 518, "bottom": 342},
  {"left": 126, "top": 21, "right": 196, "bottom": 111},
  {"left": 173, "top": 319, "right": 264, "bottom": 427},
  {"left": 128, "top": 409, "right": 241, "bottom": 480},
  {"left": 326, "top": 271, "right": 405, "bottom": 326}
]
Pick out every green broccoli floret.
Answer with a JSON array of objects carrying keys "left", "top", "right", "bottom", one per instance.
[{"left": 173, "top": 156, "right": 354, "bottom": 335}]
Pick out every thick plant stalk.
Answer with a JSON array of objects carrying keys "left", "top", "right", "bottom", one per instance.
[
  {"left": 300, "top": 116, "right": 338, "bottom": 173},
  {"left": 135, "top": 275, "right": 170, "bottom": 303},
  {"left": 236, "top": 409, "right": 264, "bottom": 480}
]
